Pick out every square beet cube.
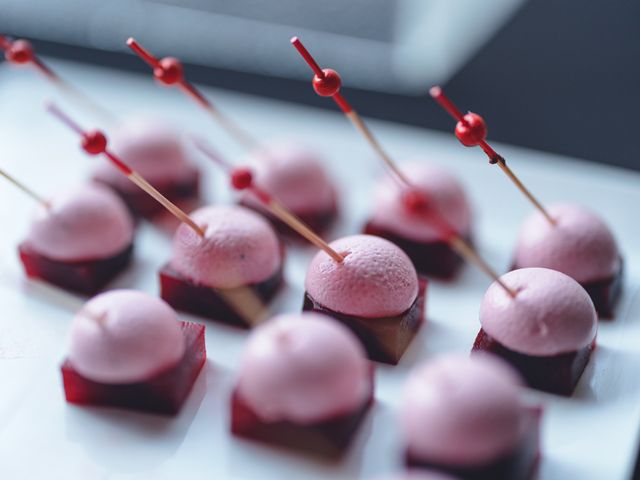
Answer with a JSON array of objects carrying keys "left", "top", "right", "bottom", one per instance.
[
  {"left": 364, "top": 222, "right": 467, "bottom": 279},
  {"left": 159, "top": 262, "right": 283, "bottom": 328},
  {"left": 581, "top": 259, "right": 624, "bottom": 319},
  {"left": 406, "top": 406, "right": 541, "bottom": 480},
  {"left": 472, "top": 328, "right": 595, "bottom": 396},
  {"left": 61, "top": 321, "right": 206, "bottom": 415},
  {"left": 303, "top": 278, "right": 427, "bottom": 365},
  {"left": 231, "top": 367, "right": 374, "bottom": 458},
  {"left": 18, "top": 242, "right": 133, "bottom": 295}
]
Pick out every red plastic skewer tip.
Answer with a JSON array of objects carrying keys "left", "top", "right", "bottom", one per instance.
[{"left": 230, "top": 167, "right": 254, "bottom": 190}]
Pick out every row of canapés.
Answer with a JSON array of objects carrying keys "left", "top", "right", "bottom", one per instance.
[
  {"left": 1, "top": 34, "right": 621, "bottom": 480},
  {"left": 2, "top": 33, "right": 622, "bottom": 318},
  {"left": 65, "top": 289, "right": 540, "bottom": 480}
]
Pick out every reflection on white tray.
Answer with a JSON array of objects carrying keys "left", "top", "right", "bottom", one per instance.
[{"left": 0, "top": 59, "right": 639, "bottom": 480}]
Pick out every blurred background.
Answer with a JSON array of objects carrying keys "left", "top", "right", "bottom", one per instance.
[{"left": 0, "top": 0, "right": 638, "bottom": 170}]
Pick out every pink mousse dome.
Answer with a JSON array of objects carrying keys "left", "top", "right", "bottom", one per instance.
[
  {"left": 514, "top": 203, "right": 620, "bottom": 284},
  {"left": 68, "top": 290, "right": 185, "bottom": 384},
  {"left": 480, "top": 268, "right": 597, "bottom": 356},
  {"left": 236, "top": 312, "right": 370, "bottom": 424},
  {"left": 26, "top": 183, "right": 134, "bottom": 261},
  {"left": 170, "top": 205, "right": 281, "bottom": 289},
  {"left": 92, "top": 117, "right": 197, "bottom": 191},
  {"left": 401, "top": 354, "right": 526, "bottom": 467},
  {"left": 369, "top": 161, "right": 472, "bottom": 242},
  {"left": 240, "top": 141, "right": 336, "bottom": 214},
  {"left": 305, "top": 234, "right": 419, "bottom": 318}
]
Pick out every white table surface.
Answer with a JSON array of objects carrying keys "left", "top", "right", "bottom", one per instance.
[{"left": 0, "top": 58, "right": 639, "bottom": 480}]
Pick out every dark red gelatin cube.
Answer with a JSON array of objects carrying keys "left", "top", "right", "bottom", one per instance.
[
  {"left": 472, "top": 328, "right": 595, "bottom": 396},
  {"left": 95, "top": 166, "right": 200, "bottom": 220},
  {"left": 61, "top": 321, "right": 206, "bottom": 415},
  {"left": 303, "top": 278, "right": 427, "bottom": 365},
  {"left": 406, "top": 406, "right": 541, "bottom": 480},
  {"left": 581, "top": 259, "right": 623, "bottom": 319},
  {"left": 364, "top": 222, "right": 468, "bottom": 280},
  {"left": 231, "top": 367, "right": 374, "bottom": 458},
  {"left": 18, "top": 242, "right": 133, "bottom": 295},
  {"left": 159, "top": 262, "right": 283, "bottom": 328}
]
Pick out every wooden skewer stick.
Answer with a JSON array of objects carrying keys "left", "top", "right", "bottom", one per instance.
[
  {"left": 290, "top": 36, "right": 409, "bottom": 188},
  {"left": 192, "top": 137, "right": 344, "bottom": 263},
  {"left": 403, "top": 189, "right": 517, "bottom": 298},
  {"left": 449, "top": 236, "right": 516, "bottom": 297},
  {"left": 126, "top": 37, "right": 258, "bottom": 150},
  {"left": 0, "top": 167, "right": 49, "bottom": 209},
  {"left": 429, "top": 86, "right": 556, "bottom": 226},
  {"left": 46, "top": 102, "right": 205, "bottom": 237},
  {"left": 290, "top": 36, "right": 516, "bottom": 297},
  {"left": 0, "top": 34, "right": 116, "bottom": 123}
]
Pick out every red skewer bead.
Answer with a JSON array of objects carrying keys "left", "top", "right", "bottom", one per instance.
[
  {"left": 81, "top": 130, "right": 108, "bottom": 155},
  {"left": 401, "top": 188, "right": 456, "bottom": 241},
  {"left": 401, "top": 188, "right": 429, "bottom": 214},
  {"left": 154, "top": 57, "right": 184, "bottom": 86},
  {"left": 455, "top": 113, "right": 488, "bottom": 147},
  {"left": 230, "top": 167, "right": 254, "bottom": 190},
  {"left": 312, "top": 68, "right": 341, "bottom": 97},
  {"left": 5, "top": 39, "right": 34, "bottom": 64}
]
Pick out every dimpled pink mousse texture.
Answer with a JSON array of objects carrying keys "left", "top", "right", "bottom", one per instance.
[
  {"left": 369, "top": 161, "right": 472, "bottom": 242},
  {"left": 67, "top": 290, "right": 185, "bottom": 384},
  {"left": 93, "top": 117, "right": 195, "bottom": 191},
  {"left": 305, "top": 234, "right": 419, "bottom": 318},
  {"left": 241, "top": 141, "right": 335, "bottom": 213},
  {"left": 401, "top": 354, "right": 526, "bottom": 467},
  {"left": 480, "top": 268, "right": 597, "bottom": 356},
  {"left": 26, "top": 183, "right": 134, "bottom": 261},
  {"left": 170, "top": 205, "right": 281, "bottom": 289},
  {"left": 514, "top": 203, "right": 620, "bottom": 283},
  {"left": 236, "top": 313, "right": 370, "bottom": 424}
]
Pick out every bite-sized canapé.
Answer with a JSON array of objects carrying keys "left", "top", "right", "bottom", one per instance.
[
  {"left": 513, "top": 203, "right": 622, "bottom": 317},
  {"left": 304, "top": 234, "right": 426, "bottom": 364},
  {"left": 401, "top": 354, "right": 540, "bottom": 479},
  {"left": 473, "top": 267, "right": 597, "bottom": 395},
  {"left": 231, "top": 312, "right": 373, "bottom": 458},
  {"left": 18, "top": 183, "right": 134, "bottom": 294},
  {"left": 92, "top": 117, "right": 201, "bottom": 219},
  {"left": 61, "top": 289, "right": 206, "bottom": 415},
  {"left": 365, "top": 161, "right": 472, "bottom": 279},
  {"left": 160, "top": 205, "right": 284, "bottom": 327},
  {"left": 239, "top": 141, "right": 338, "bottom": 239}
]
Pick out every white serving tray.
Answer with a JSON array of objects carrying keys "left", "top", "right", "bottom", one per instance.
[{"left": 0, "top": 59, "right": 639, "bottom": 480}]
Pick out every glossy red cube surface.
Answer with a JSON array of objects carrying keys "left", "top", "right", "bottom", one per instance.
[
  {"left": 472, "top": 328, "right": 595, "bottom": 396},
  {"left": 61, "top": 321, "right": 206, "bottom": 415},
  {"left": 231, "top": 366, "right": 374, "bottom": 458},
  {"left": 303, "top": 278, "right": 427, "bottom": 365},
  {"left": 364, "top": 222, "right": 467, "bottom": 279},
  {"left": 18, "top": 242, "right": 133, "bottom": 295},
  {"left": 159, "top": 262, "right": 283, "bottom": 328},
  {"left": 406, "top": 406, "right": 541, "bottom": 480}
]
